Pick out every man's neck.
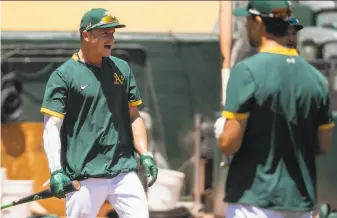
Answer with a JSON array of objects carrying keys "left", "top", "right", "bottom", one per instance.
[
  {"left": 258, "top": 35, "right": 289, "bottom": 52},
  {"left": 258, "top": 35, "right": 299, "bottom": 56},
  {"left": 78, "top": 48, "right": 101, "bottom": 66}
]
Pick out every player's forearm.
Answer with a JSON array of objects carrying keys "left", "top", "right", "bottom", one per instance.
[
  {"left": 317, "top": 128, "right": 333, "bottom": 155},
  {"left": 132, "top": 116, "right": 148, "bottom": 155},
  {"left": 218, "top": 133, "right": 240, "bottom": 156},
  {"left": 43, "top": 115, "right": 63, "bottom": 173},
  {"left": 218, "top": 119, "right": 245, "bottom": 156}
]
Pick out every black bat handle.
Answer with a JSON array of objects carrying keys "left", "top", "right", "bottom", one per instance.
[
  {"left": 1, "top": 180, "right": 81, "bottom": 210},
  {"left": 63, "top": 180, "right": 81, "bottom": 193},
  {"left": 12, "top": 180, "right": 81, "bottom": 206}
]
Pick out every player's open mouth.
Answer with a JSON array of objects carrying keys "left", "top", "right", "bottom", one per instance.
[{"left": 104, "top": 44, "right": 112, "bottom": 49}]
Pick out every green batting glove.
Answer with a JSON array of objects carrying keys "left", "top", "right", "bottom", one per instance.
[
  {"left": 50, "top": 169, "right": 71, "bottom": 199},
  {"left": 140, "top": 152, "right": 158, "bottom": 187}
]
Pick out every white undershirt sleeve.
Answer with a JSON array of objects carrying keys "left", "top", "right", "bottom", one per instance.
[{"left": 43, "top": 115, "right": 63, "bottom": 173}]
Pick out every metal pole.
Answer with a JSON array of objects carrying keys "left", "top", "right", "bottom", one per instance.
[{"left": 194, "top": 113, "right": 201, "bottom": 206}]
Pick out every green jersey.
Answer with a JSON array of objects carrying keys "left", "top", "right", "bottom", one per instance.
[
  {"left": 222, "top": 47, "right": 335, "bottom": 211},
  {"left": 41, "top": 54, "right": 142, "bottom": 180}
]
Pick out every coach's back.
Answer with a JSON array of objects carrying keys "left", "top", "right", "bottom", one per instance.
[{"left": 224, "top": 47, "right": 334, "bottom": 211}]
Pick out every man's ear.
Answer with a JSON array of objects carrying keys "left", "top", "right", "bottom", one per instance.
[
  {"left": 82, "top": 31, "right": 90, "bottom": 42},
  {"left": 255, "top": 16, "right": 266, "bottom": 35},
  {"left": 255, "top": 15, "right": 263, "bottom": 23},
  {"left": 255, "top": 15, "right": 264, "bottom": 29}
]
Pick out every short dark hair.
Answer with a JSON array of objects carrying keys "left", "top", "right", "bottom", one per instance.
[
  {"left": 261, "top": 16, "right": 289, "bottom": 37},
  {"left": 79, "top": 29, "right": 84, "bottom": 42}
]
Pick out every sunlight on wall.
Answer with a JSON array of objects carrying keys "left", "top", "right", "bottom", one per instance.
[{"left": 2, "top": 1, "right": 218, "bottom": 33}]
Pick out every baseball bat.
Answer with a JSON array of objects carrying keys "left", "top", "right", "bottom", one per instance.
[
  {"left": 1, "top": 180, "right": 81, "bottom": 210},
  {"left": 219, "top": 0, "right": 232, "bottom": 167}
]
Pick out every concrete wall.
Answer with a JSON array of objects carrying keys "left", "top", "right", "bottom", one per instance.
[{"left": 1, "top": 1, "right": 219, "bottom": 33}]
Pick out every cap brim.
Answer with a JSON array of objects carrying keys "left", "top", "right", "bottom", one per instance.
[
  {"left": 233, "top": 8, "right": 250, "bottom": 16},
  {"left": 96, "top": 23, "right": 126, "bottom": 29},
  {"left": 293, "top": 24, "right": 303, "bottom": 31}
]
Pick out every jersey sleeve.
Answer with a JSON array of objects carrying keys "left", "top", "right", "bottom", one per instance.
[
  {"left": 127, "top": 66, "right": 142, "bottom": 107},
  {"left": 318, "top": 87, "right": 335, "bottom": 131},
  {"left": 222, "top": 62, "right": 256, "bottom": 120},
  {"left": 40, "top": 70, "right": 68, "bottom": 119}
]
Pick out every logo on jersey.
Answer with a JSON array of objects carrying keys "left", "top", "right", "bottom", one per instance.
[
  {"left": 81, "top": 84, "right": 90, "bottom": 90},
  {"left": 113, "top": 73, "right": 125, "bottom": 85},
  {"left": 286, "top": 58, "right": 296, "bottom": 64}
]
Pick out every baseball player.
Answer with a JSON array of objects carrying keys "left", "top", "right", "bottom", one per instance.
[
  {"left": 40, "top": 8, "right": 158, "bottom": 218},
  {"left": 285, "top": 17, "right": 303, "bottom": 49},
  {"left": 214, "top": 0, "right": 335, "bottom": 217}
]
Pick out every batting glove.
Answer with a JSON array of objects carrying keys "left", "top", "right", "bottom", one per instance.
[
  {"left": 214, "top": 117, "right": 227, "bottom": 139},
  {"left": 50, "top": 169, "right": 71, "bottom": 199},
  {"left": 140, "top": 152, "right": 158, "bottom": 187}
]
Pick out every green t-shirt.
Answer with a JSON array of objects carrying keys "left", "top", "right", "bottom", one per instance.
[
  {"left": 222, "top": 47, "right": 335, "bottom": 211},
  {"left": 41, "top": 54, "right": 142, "bottom": 180}
]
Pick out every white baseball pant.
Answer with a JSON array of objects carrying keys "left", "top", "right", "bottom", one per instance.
[
  {"left": 65, "top": 172, "right": 149, "bottom": 218},
  {"left": 226, "top": 203, "right": 312, "bottom": 218}
]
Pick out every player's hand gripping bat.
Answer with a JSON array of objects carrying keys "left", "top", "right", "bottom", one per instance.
[{"left": 1, "top": 180, "right": 81, "bottom": 210}]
